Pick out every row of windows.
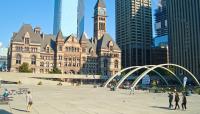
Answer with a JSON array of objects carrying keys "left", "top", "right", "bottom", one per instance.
[
  {"left": 103, "top": 53, "right": 119, "bottom": 58},
  {"left": 41, "top": 56, "right": 54, "bottom": 60},
  {"left": 16, "top": 54, "right": 36, "bottom": 65},
  {"left": 15, "top": 46, "right": 38, "bottom": 53},
  {"left": 104, "top": 59, "right": 119, "bottom": 68},
  {"left": 58, "top": 46, "right": 80, "bottom": 53}
]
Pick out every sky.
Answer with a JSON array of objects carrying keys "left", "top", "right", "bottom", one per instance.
[{"left": 0, "top": 0, "right": 158, "bottom": 48}]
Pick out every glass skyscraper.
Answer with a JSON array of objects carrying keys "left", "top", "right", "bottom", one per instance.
[
  {"left": 53, "top": 0, "right": 78, "bottom": 36},
  {"left": 77, "top": 0, "right": 85, "bottom": 39}
]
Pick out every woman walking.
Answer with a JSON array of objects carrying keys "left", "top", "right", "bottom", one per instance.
[
  {"left": 182, "top": 93, "right": 187, "bottom": 110},
  {"left": 174, "top": 92, "right": 180, "bottom": 110},
  {"left": 26, "top": 91, "right": 33, "bottom": 112}
]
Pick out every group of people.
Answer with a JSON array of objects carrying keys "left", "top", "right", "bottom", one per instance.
[
  {"left": 168, "top": 92, "right": 187, "bottom": 110},
  {"left": 1, "top": 88, "right": 33, "bottom": 112}
]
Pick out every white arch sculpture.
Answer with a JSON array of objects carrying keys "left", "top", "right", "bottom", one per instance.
[
  {"left": 103, "top": 66, "right": 140, "bottom": 87},
  {"left": 104, "top": 64, "right": 183, "bottom": 88},
  {"left": 115, "top": 66, "right": 169, "bottom": 88},
  {"left": 115, "top": 65, "right": 184, "bottom": 89},
  {"left": 131, "top": 64, "right": 200, "bottom": 89}
]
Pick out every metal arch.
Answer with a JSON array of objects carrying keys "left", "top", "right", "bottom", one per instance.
[
  {"left": 115, "top": 66, "right": 169, "bottom": 89},
  {"left": 159, "top": 67, "right": 183, "bottom": 85},
  {"left": 131, "top": 64, "right": 200, "bottom": 89},
  {"left": 103, "top": 66, "right": 140, "bottom": 87}
]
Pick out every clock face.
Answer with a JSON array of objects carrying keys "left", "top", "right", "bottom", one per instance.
[{"left": 99, "top": 8, "right": 105, "bottom": 15}]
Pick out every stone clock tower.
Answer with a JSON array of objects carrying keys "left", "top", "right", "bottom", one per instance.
[{"left": 94, "top": 0, "right": 107, "bottom": 40}]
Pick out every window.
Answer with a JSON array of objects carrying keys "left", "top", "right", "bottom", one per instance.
[
  {"left": 114, "top": 60, "right": 119, "bottom": 68},
  {"left": 16, "top": 54, "right": 21, "bottom": 64},
  {"left": 25, "top": 47, "right": 29, "bottom": 52},
  {"left": 47, "top": 47, "right": 50, "bottom": 53},
  {"left": 31, "top": 55, "right": 36, "bottom": 65},
  {"left": 46, "top": 62, "right": 49, "bottom": 67},
  {"left": 59, "top": 45, "right": 62, "bottom": 51},
  {"left": 104, "top": 59, "right": 108, "bottom": 68},
  {"left": 40, "top": 62, "right": 44, "bottom": 67},
  {"left": 25, "top": 38, "right": 29, "bottom": 44},
  {"left": 58, "top": 55, "right": 62, "bottom": 60},
  {"left": 110, "top": 46, "right": 113, "bottom": 51}
]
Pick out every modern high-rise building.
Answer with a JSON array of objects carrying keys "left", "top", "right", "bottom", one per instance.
[
  {"left": 77, "top": 0, "right": 85, "bottom": 39},
  {"left": 116, "top": 0, "right": 152, "bottom": 67},
  {"left": 167, "top": 0, "right": 200, "bottom": 79},
  {"left": 53, "top": 0, "right": 78, "bottom": 36},
  {"left": 154, "top": 0, "right": 168, "bottom": 47},
  {"left": 152, "top": 0, "right": 169, "bottom": 65}
]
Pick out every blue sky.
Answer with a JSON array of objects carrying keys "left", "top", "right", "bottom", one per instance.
[{"left": 0, "top": 0, "right": 158, "bottom": 48}]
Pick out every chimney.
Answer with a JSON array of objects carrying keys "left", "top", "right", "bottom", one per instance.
[
  {"left": 13, "top": 32, "right": 17, "bottom": 37},
  {"left": 34, "top": 27, "right": 41, "bottom": 34},
  {"left": 40, "top": 33, "right": 44, "bottom": 40}
]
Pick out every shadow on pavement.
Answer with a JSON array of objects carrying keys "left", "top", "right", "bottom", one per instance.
[
  {"left": 0, "top": 109, "right": 12, "bottom": 114},
  {"left": 150, "top": 106, "right": 170, "bottom": 110},
  {"left": 12, "top": 108, "right": 27, "bottom": 112}
]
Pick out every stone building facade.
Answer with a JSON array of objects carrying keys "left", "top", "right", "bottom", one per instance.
[{"left": 8, "top": 0, "right": 121, "bottom": 77}]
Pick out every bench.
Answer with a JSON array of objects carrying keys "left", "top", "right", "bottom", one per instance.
[{"left": 16, "top": 88, "right": 29, "bottom": 94}]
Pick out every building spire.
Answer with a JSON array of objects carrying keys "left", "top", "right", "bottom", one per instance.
[{"left": 95, "top": 0, "right": 106, "bottom": 8}]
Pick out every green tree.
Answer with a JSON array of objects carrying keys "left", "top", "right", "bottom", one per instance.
[
  {"left": 49, "top": 67, "right": 62, "bottom": 74},
  {"left": 19, "top": 63, "right": 32, "bottom": 73}
]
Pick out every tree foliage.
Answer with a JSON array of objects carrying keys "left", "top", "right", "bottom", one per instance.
[
  {"left": 19, "top": 63, "right": 32, "bottom": 73},
  {"left": 49, "top": 67, "right": 62, "bottom": 74}
]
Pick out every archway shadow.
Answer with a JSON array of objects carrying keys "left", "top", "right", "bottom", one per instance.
[
  {"left": 0, "top": 109, "right": 12, "bottom": 114},
  {"left": 12, "top": 108, "right": 27, "bottom": 112}
]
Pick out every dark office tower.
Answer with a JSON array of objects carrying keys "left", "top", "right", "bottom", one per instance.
[
  {"left": 167, "top": 0, "right": 200, "bottom": 79},
  {"left": 116, "top": 0, "right": 152, "bottom": 67}
]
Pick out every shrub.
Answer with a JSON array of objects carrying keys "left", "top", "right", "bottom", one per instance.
[
  {"left": 37, "top": 81, "right": 43, "bottom": 85},
  {"left": 19, "top": 63, "right": 32, "bottom": 73},
  {"left": 49, "top": 67, "right": 62, "bottom": 74},
  {"left": 18, "top": 81, "right": 22, "bottom": 84}
]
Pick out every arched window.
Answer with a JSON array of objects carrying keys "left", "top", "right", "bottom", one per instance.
[
  {"left": 40, "top": 62, "right": 44, "bottom": 67},
  {"left": 16, "top": 54, "right": 21, "bottom": 64},
  {"left": 104, "top": 59, "right": 108, "bottom": 68},
  {"left": 114, "top": 60, "right": 119, "bottom": 68},
  {"left": 46, "top": 47, "right": 50, "bottom": 53},
  {"left": 31, "top": 55, "right": 36, "bottom": 65}
]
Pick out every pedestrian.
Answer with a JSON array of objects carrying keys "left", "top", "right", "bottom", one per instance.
[
  {"left": 168, "top": 92, "right": 173, "bottom": 109},
  {"left": 2, "top": 89, "right": 9, "bottom": 100},
  {"left": 26, "top": 91, "right": 33, "bottom": 112},
  {"left": 182, "top": 93, "right": 187, "bottom": 110},
  {"left": 174, "top": 92, "right": 180, "bottom": 110},
  {"left": 130, "top": 86, "right": 135, "bottom": 95}
]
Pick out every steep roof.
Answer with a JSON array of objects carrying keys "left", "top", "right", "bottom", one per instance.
[
  {"left": 95, "top": 0, "right": 106, "bottom": 8},
  {"left": 12, "top": 24, "right": 42, "bottom": 44},
  {"left": 41, "top": 34, "right": 55, "bottom": 52},
  {"left": 80, "top": 32, "right": 97, "bottom": 55},
  {"left": 56, "top": 31, "right": 64, "bottom": 41},
  {"left": 97, "top": 33, "right": 121, "bottom": 51}
]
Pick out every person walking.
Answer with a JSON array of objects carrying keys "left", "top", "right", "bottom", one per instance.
[
  {"left": 130, "top": 86, "right": 135, "bottom": 95},
  {"left": 2, "top": 89, "right": 9, "bottom": 101},
  {"left": 26, "top": 91, "right": 33, "bottom": 112},
  {"left": 174, "top": 92, "right": 180, "bottom": 110},
  {"left": 182, "top": 93, "right": 187, "bottom": 110},
  {"left": 168, "top": 92, "right": 173, "bottom": 109}
]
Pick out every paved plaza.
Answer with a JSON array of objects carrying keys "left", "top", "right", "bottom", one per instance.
[{"left": 0, "top": 84, "right": 200, "bottom": 114}]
